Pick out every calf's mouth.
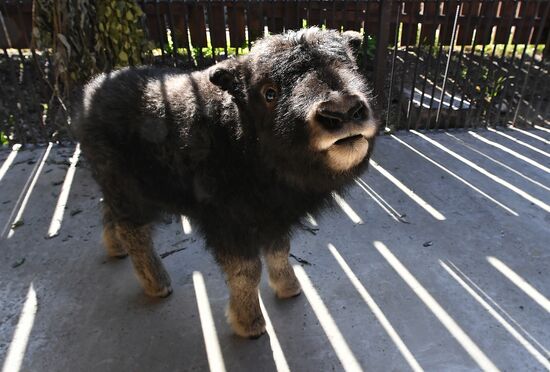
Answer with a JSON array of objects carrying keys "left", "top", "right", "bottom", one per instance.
[{"left": 333, "top": 133, "right": 365, "bottom": 146}]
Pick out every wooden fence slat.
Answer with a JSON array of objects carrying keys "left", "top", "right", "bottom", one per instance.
[
  {"left": 227, "top": 2, "right": 246, "bottom": 48},
  {"left": 307, "top": 1, "right": 323, "bottom": 27},
  {"left": 456, "top": 0, "right": 480, "bottom": 45},
  {"left": 208, "top": 2, "right": 227, "bottom": 48},
  {"left": 401, "top": 2, "right": 420, "bottom": 46},
  {"left": 344, "top": 1, "right": 362, "bottom": 31},
  {"left": 388, "top": 1, "right": 399, "bottom": 47},
  {"left": 474, "top": 0, "right": 498, "bottom": 45},
  {"left": 514, "top": 1, "right": 538, "bottom": 44},
  {"left": 247, "top": 1, "right": 264, "bottom": 42},
  {"left": 440, "top": 0, "right": 460, "bottom": 45},
  {"left": 364, "top": 1, "right": 380, "bottom": 38},
  {"left": 144, "top": 3, "right": 161, "bottom": 47},
  {"left": 420, "top": 1, "right": 438, "bottom": 44},
  {"left": 0, "top": 3, "right": 32, "bottom": 49},
  {"left": 187, "top": 3, "right": 207, "bottom": 48},
  {"left": 170, "top": 3, "right": 190, "bottom": 50},
  {"left": 284, "top": 0, "right": 301, "bottom": 31},
  {"left": 494, "top": 0, "right": 517, "bottom": 44},
  {"left": 532, "top": 1, "right": 550, "bottom": 46},
  {"left": 2, "top": 1, "right": 549, "bottom": 53},
  {"left": 265, "top": 1, "right": 283, "bottom": 32}
]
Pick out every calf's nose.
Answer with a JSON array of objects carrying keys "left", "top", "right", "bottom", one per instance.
[{"left": 316, "top": 94, "right": 367, "bottom": 131}]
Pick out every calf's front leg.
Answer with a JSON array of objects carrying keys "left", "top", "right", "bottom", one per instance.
[
  {"left": 216, "top": 253, "right": 265, "bottom": 338},
  {"left": 264, "top": 237, "right": 301, "bottom": 299}
]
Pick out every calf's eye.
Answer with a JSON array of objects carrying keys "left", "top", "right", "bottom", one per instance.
[{"left": 265, "top": 88, "right": 277, "bottom": 102}]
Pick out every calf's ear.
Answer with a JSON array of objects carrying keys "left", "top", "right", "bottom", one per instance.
[
  {"left": 209, "top": 60, "right": 247, "bottom": 103},
  {"left": 209, "top": 67, "right": 237, "bottom": 92},
  {"left": 342, "top": 30, "right": 363, "bottom": 55}
]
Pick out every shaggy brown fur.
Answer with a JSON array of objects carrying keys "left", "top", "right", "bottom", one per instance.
[{"left": 76, "top": 28, "right": 379, "bottom": 338}]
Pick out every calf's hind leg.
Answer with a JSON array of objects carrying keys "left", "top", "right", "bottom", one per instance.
[
  {"left": 116, "top": 223, "right": 172, "bottom": 298},
  {"left": 102, "top": 204, "right": 127, "bottom": 258},
  {"left": 216, "top": 253, "right": 265, "bottom": 338},
  {"left": 264, "top": 236, "right": 301, "bottom": 299}
]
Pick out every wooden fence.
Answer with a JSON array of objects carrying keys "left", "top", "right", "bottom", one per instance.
[{"left": 1, "top": 1, "right": 549, "bottom": 142}]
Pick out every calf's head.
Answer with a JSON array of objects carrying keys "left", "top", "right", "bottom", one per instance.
[{"left": 209, "top": 28, "right": 379, "bottom": 189}]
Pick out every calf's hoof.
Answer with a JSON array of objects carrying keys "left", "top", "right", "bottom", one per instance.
[
  {"left": 270, "top": 277, "right": 302, "bottom": 299},
  {"left": 145, "top": 285, "right": 173, "bottom": 298},
  {"left": 227, "top": 308, "right": 266, "bottom": 339}
]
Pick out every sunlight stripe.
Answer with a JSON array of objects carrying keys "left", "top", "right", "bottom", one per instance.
[
  {"left": 413, "top": 130, "right": 550, "bottom": 213},
  {"left": 47, "top": 144, "right": 80, "bottom": 238},
  {"left": 332, "top": 192, "right": 363, "bottom": 224},
  {"left": 181, "top": 215, "right": 192, "bottom": 234},
  {"left": 442, "top": 261, "right": 550, "bottom": 369},
  {"left": 306, "top": 213, "right": 318, "bottom": 227},
  {"left": 193, "top": 271, "right": 227, "bottom": 372},
  {"left": 370, "top": 159, "right": 446, "bottom": 220},
  {"left": 468, "top": 131, "right": 550, "bottom": 173},
  {"left": 373, "top": 241, "right": 498, "bottom": 371},
  {"left": 446, "top": 132, "right": 550, "bottom": 192},
  {"left": 6, "top": 144, "right": 53, "bottom": 238},
  {"left": 487, "top": 257, "right": 550, "bottom": 313},
  {"left": 1, "top": 284, "right": 37, "bottom": 372},
  {"left": 354, "top": 178, "right": 401, "bottom": 222},
  {"left": 487, "top": 128, "right": 550, "bottom": 158},
  {"left": 507, "top": 126, "right": 550, "bottom": 145},
  {"left": 391, "top": 134, "right": 518, "bottom": 216},
  {"left": 533, "top": 125, "right": 550, "bottom": 134},
  {"left": 328, "top": 244, "right": 423, "bottom": 372},
  {"left": 259, "top": 294, "right": 291, "bottom": 372},
  {"left": 450, "top": 261, "right": 550, "bottom": 356},
  {"left": 294, "top": 265, "right": 363, "bottom": 372},
  {"left": 0, "top": 144, "right": 21, "bottom": 183}
]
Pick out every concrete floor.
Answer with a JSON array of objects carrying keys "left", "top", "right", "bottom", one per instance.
[{"left": 0, "top": 129, "right": 549, "bottom": 372}]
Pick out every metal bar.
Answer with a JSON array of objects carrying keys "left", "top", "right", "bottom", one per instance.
[
  {"left": 522, "top": 1, "right": 548, "bottom": 124},
  {"left": 167, "top": 0, "right": 179, "bottom": 66},
  {"left": 425, "top": 0, "right": 449, "bottom": 129},
  {"left": 395, "top": 2, "right": 418, "bottom": 130},
  {"left": 480, "top": 0, "right": 506, "bottom": 127},
  {"left": 207, "top": 0, "right": 216, "bottom": 61},
  {"left": 448, "top": 0, "right": 476, "bottom": 130},
  {"left": 504, "top": 0, "right": 541, "bottom": 125},
  {"left": 512, "top": 0, "right": 550, "bottom": 126},
  {"left": 385, "top": 1, "right": 401, "bottom": 128},
  {"left": 15, "top": 0, "right": 42, "bottom": 142},
  {"left": 414, "top": 0, "right": 439, "bottom": 130},
  {"left": 154, "top": 0, "right": 167, "bottom": 62},
  {"left": 461, "top": 0, "right": 482, "bottom": 129},
  {"left": 246, "top": 0, "right": 252, "bottom": 50},
  {"left": 1, "top": 0, "right": 25, "bottom": 144},
  {"left": 406, "top": 2, "right": 422, "bottom": 130},
  {"left": 375, "top": 0, "right": 393, "bottom": 121},
  {"left": 532, "top": 29, "right": 550, "bottom": 121},
  {"left": 307, "top": 0, "right": 311, "bottom": 27},
  {"left": 184, "top": 0, "right": 195, "bottom": 64},
  {"left": 490, "top": 0, "right": 520, "bottom": 127},
  {"left": 330, "top": 0, "right": 336, "bottom": 30},
  {"left": 435, "top": 2, "right": 461, "bottom": 128},
  {"left": 471, "top": 0, "right": 499, "bottom": 128}
]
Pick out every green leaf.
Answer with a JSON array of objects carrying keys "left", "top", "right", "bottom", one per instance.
[
  {"left": 118, "top": 50, "right": 128, "bottom": 62},
  {"left": 0, "top": 131, "right": 8, "bottom": 145}
]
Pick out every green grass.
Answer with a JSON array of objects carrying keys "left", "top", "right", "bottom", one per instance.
[{"left": 0, "top": 131, "right": 8, "bottom": 145}]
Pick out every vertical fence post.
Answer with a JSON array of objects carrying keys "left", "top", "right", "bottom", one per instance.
[{"left": 374, "top": 0, "right": 392, "bottom": 120}]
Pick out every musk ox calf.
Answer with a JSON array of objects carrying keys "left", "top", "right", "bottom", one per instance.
[{"left": 76, "top": 28, "right": 379, "bottom": 338}]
